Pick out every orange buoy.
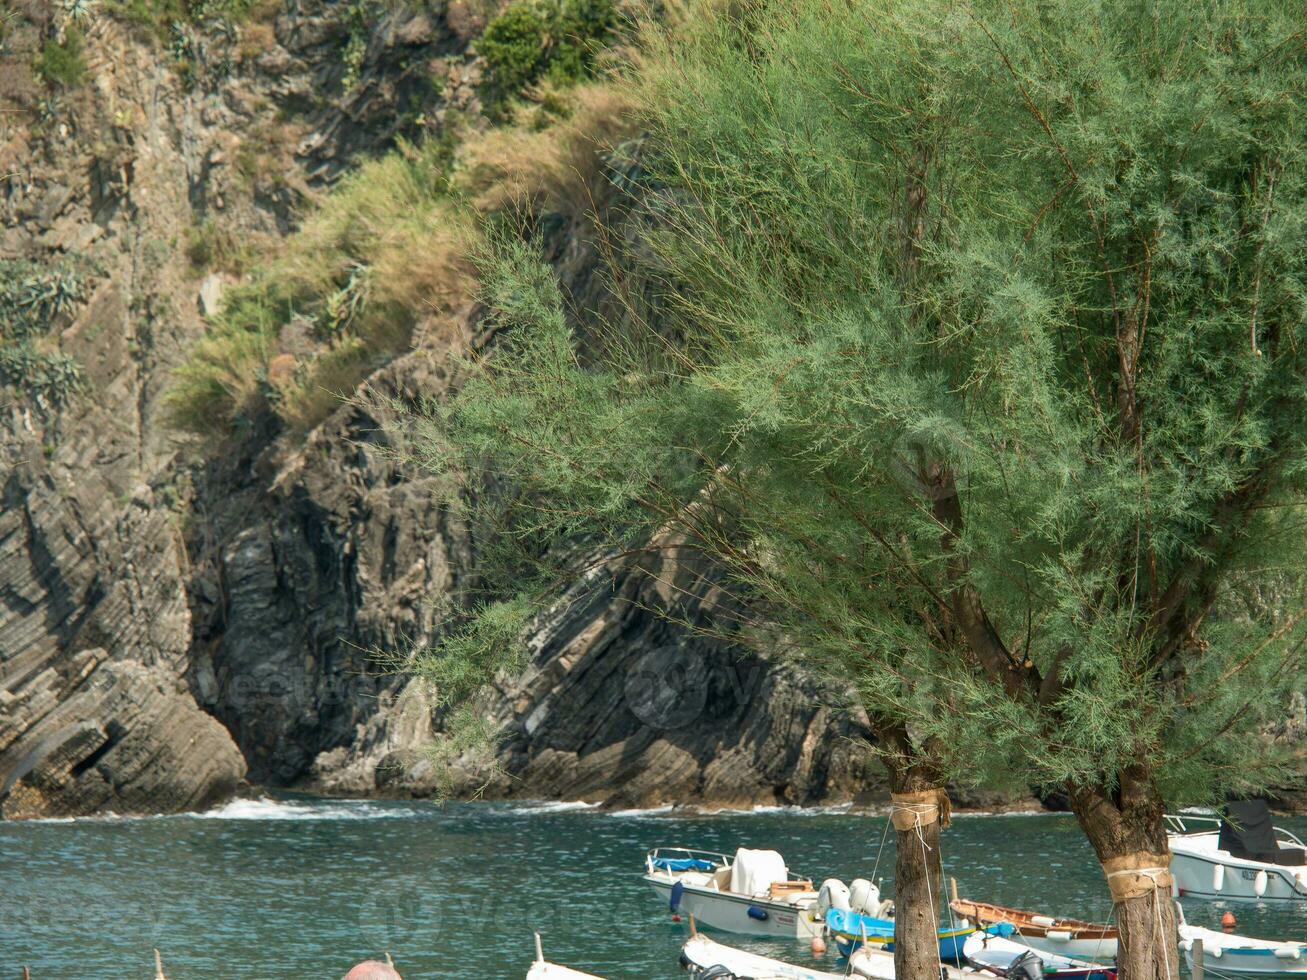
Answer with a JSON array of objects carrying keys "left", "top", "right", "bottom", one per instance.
[
  {"left": 671, "top": 913, "right": 682, "bottom": 923},
  {"left": 811, "top": 935, "right": 828, "bottom": 956},
  {"left": 1221, "top": 911, "right": 1237, "bottom": 932}
]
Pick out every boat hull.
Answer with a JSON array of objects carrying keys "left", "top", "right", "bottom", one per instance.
[
  {"left": 527, "top": 964, "right": 606, "bottom": 979},
  {"left": 1010, "top": 934, "right": 1119, "bottom": 963},
  {"left": 1183, "top": 947, "right": 1307, "bottom": 977},
  {"left": 1170, "top": 836, "right": 1307, "bottom": 903},
  {"left": 645, "top": 875, "right": 823, "bottom": 939},
  {"left": 1181, "top": 928, "right": 1307, "bottom": 977},
  {"left": 681, "top": 934, "right": 846, "bottom": 979},
  {"left": 964, "top": 931, "right": 1116, "bottom": 980}
]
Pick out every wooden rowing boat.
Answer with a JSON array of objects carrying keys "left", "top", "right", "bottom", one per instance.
[
  {"left": 527, "top": 934, "right": 606, "bottom": 979},
  {"left": 950, "top": 900, "right": 1118, "bottom": 962}
]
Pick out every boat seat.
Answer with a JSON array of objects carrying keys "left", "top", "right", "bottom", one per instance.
[
  {"left": 769, "top": 880, "right": 815, "bottom": 900},
  {"left": 709, "top": 866, "right": 732, "bottom": 891}
]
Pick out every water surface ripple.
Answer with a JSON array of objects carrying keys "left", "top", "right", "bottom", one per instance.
[{"left": 3, "top": 799, "right": 1305, "bottom": 979}]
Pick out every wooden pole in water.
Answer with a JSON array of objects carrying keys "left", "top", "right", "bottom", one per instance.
[
  {"left": 23, "top": 967, "right": 30, "bottom": 980},
  {"left": 949, "top": 877, "right": 959, "bottom": 904},
  {"left": 154, "top": 949, "right": 167, "bottom": 980},
  {"left": 1192, "top": 938, "right": 1204, "bottom": 980}
]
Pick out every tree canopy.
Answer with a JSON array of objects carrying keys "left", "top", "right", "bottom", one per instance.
[{"left": 408, "top": 0, "right": 1307, "bottom": 810}]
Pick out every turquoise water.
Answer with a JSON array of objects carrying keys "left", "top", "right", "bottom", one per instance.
[{"left": 3, "top": 799, "right": 1306, "bottom": 979}]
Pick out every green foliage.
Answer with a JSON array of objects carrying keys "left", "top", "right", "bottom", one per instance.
[
  {"left": 166, "top": 135, "right": 472, "bottom": 440},
  {"left": 0, "top": 344, "right": 83, "bottom": 407},
  {"left": 36, "top": 27, "right": 86, "bottom": 88},
  {"left": 0, "top": 259, "right": 87, "bottom": 407},
  {"left": 185, "top": 219, "right": 249, "bottom": 273},
  {"left": 0, "top": 260, "right": 86, "bottom": 337},
  {"left": 104, "top": 0, "right": 255, "bottom": 28},
  {"left": 412, "top": 0, "right": 1307, "bottom": 806},
  {"left": 479, "top": 3, "right": 550, "bottom": 96},
  {"left": 478, "top": 0, "right": 616, "bottom": 106},
  {"left": 164, "top": 305, "right": 273, "bottom": 437}
]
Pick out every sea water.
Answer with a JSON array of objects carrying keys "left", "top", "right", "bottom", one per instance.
[{"left": 2, "top": 799, "right": 1305, "bottom": 979}]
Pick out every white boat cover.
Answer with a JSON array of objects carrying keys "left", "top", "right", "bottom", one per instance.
[{"left": 730, "top": 847, "right": 789, "bottom": 896}]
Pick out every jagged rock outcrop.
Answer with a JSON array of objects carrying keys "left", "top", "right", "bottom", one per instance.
[
  {"left": 0, "top": 655, "right": 242, "bottom": 819},
  {"left": 0, "top": 1, "right": 474, "bottom": 818},
  {"left": 471, "top": 566, "right": 881, "bottom": 808}
]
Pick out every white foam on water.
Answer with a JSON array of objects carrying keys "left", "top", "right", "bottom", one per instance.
[
  {"left": 498, "top": 799, "right": 603, "bottom": 814},
  {"left": 606, "top": 804, "right": 676, "bottom": 818},
  {"left": 7, "top": 796, "right": 432, "bottom": 824},
  {"left": 688, "top": 802, "right": 856, "bottom": 817},
  {"left": 191, "top": 797, "right": 426, "bottom": 821}
]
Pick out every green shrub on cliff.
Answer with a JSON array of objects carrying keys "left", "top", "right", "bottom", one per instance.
[
  {"left": 165, "top": 135, "right": 475, "bottom": 439},
  {"left": 0, "top": 344, "right": 83, "bottom": 407},
  {"left": 0, "top": 259, "right": 86, "bottom": 407},
  {"left": 479, "top": 0, "right": 617, "bottom": 106},
  {"left": 36, "top": 27, "right": 86, "bottom": 88},
  {"left": 479, "top": 3, "right": 550, "bottom": 96}
]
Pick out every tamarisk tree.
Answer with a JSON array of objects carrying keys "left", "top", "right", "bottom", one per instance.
[{"left": 402, "top": 1, "right": 1307, "bottom": 978}]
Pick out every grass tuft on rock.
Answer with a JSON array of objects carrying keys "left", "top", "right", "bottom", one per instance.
[
  {"left": 36, "top": 28, "right": 87, "bottom": 88},
  {"left": 165, "top": 135, "right": 478, "bottom": 440}
]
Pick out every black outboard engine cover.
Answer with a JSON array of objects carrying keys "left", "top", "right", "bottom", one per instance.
[{"left": 1009, "top": 950, "right": 1045, "bottom": 980}]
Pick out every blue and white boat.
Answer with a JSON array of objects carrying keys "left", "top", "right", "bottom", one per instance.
[
  {"left": 1179, "top": 924, "right": 1307, "bottom": 977},
  {"left": 825, "top": 907, "right": 976, "bottom": 959}
]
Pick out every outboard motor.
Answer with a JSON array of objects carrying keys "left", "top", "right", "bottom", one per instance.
[
  {"left": 817, "top": 878, "right": 851, "bottom": 919},
  {"left": 849, "top": 878, "right": 882, "bottom": 916},
  {"left": 1008, "top": 951, "right": 1044, "bottom": 980}
]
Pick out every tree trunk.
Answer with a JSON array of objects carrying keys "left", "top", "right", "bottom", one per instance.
[
  {"left": 1071, "top": 775, "right": 1180, "bottom": 980},
  {"left": 890, "top": 777, "right": 947, "bottom": 980}
]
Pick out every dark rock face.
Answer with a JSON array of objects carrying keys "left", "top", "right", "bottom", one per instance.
[
  {"left": 476, "top": 570, "right": 881, "bottom": 808},
  {"left": 189, "top": 350, "right": 471, "bottom": 788},
  {"left": 0, "top": 372, "right": 247, "bottom": 817},
  {"left": 0, "top": 655, "right": 243, "bottom": 819},
  {"left": 179, "top": 330, "right": 883, "bottom": 807}
]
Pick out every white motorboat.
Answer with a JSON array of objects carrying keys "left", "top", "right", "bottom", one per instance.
[
  {"left": 681, "top": 932, "right": 975, "bottom": 980},
  {"left": 1168, "top": 802, "right": 1307, "bottom": 903},
  {"left": 644, "top": 847, "right": 824, "bottom": 939},
  {"left": 1179, "top": 924, "right": 1307, "bottom": 977},
  {"left": 527, "top": 934, "right": 606, "bottom": 979},
  {"left": 680, "top": 933, "right": 847, "bottom": 979}
]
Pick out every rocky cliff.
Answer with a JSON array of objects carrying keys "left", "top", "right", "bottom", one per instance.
[
  {"left": 0, "top": 0, "right": 895, "bottom": 818},
  {"left": 4, "top": 2, "right": 1299, "bottom": 822}
]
